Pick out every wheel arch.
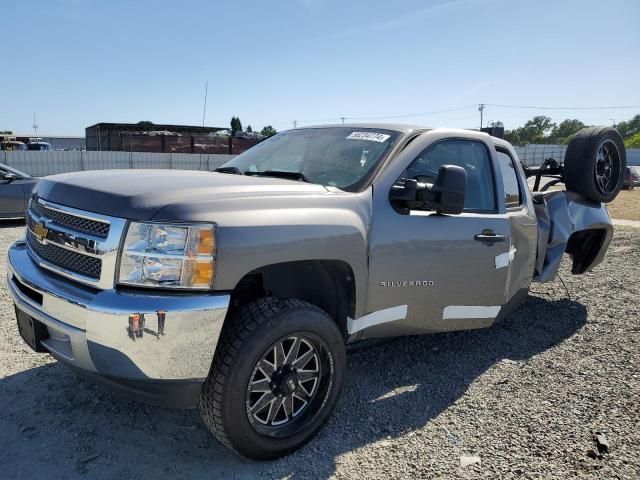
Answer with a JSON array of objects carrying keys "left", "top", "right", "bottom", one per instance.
[
  {"left": 226, "top": 260, "right": 356, "bottom": 338},
  {"left": 565, "top": 227, "right": 609, "bottom": 274}
]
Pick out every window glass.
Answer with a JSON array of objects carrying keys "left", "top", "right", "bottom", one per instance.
[
  {"left": 225, "top": 127, "right": 400, "bottom": 191},
  {"left": 496, "top": 150, "right": 521, "bottom": 208},
  {"left": 405, "top": 139, "right": 495, "bottom": 212}
]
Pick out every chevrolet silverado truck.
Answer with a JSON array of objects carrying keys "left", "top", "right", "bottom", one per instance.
[{"left": 7, "top": 124, "right": 626, "bottom": 459}]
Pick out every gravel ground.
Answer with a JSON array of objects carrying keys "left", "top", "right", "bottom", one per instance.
[{"left": 0, "top": 221, "right": 639, "bottom": 479}]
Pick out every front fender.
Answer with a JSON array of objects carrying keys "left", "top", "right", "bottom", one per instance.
[{"left": 211, "top": 192, "right": 372, "bottom": 316}]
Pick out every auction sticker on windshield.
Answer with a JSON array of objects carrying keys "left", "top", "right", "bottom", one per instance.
[{"left": 346, "top": 132, "right": 391, "bottom": 142}]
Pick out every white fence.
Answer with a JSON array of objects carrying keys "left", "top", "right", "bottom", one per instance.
[
  {"left": 514, "top": 145, "right": 640, "bottom": 167},
  {"left": 2, "top": 147, "right": 638, "bottom": 177},
  {"left": 1, "top": 151, "right": 236, "bottom": 177}
]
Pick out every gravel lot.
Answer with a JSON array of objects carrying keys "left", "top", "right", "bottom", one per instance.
[{"left": 1, "top": 221, "right": 639, "bottom": 479}]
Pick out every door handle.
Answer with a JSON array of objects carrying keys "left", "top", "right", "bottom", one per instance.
[{"left": 474, "top": 230, "right": 505, "bottom": 243}]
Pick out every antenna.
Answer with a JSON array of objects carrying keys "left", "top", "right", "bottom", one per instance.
[
  {"left": 202, "top": 81, "right": 208, "bottom": 127},
  {"left": 32, "top": 112, "right": 39, "bottom": 136}
]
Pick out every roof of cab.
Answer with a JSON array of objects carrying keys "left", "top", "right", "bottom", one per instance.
[{"left": 297, "top": 123, "right": 429, "bottom": 134}]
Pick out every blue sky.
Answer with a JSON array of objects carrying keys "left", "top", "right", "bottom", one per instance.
[{"left": 2, "top": 0, "right": 639, "bottom": 135}]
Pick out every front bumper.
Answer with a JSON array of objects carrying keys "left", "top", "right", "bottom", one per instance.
[{"left": 7, "top": 240, "right": 230, "bottom": 408}]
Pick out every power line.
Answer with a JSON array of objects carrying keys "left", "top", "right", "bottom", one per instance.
[
  {"left": 344, "top": 104, "right": 477, "bottom": 121},
  {"left": 268, "top": 103, "right": 638, "bottom": 131},
  {"left": 485, "top": 103, "right": 640, "bottom": 110}
]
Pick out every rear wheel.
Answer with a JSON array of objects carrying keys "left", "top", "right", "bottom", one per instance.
[
  {"left": 198, "top": 297, "right": 345, "bottom": 460},
  {"left": 564, "top": 127, "right": 626, "bottom": 203}
]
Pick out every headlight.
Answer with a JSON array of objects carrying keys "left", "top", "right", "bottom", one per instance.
[{"left": 118, "top": 222, "right": 216, "bottom": 289}]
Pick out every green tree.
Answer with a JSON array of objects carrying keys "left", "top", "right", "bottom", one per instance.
[
  {"left": 246, "top": 125, "right": 253, "bottom": 133},
  {"left": 549, "top": 119, "right": 586, "bottom": 143},
  {"left": 260, "top": 125, "right": 277, "bottom": 137},
  {"left": 230, "top": 116, "right": 243, "bottom": 133},
  {"left": 503, "top": 129, "right": 522, "bottom": 145},
  {"left": 0, "top": 130, "right": 13, "bottom": 134},
  {"left": 519, "top": 116, "right": 556, "bottom": 144},
  {"left": 617, "top": 114, "right": 640, "bottom": 139},
  {"left": 136, "top": 121, "right": 154, "bottom": 126},
  {"left": 624, "top": 131, "right": 640, "bottom": 148}
]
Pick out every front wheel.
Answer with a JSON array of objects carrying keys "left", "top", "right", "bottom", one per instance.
[{"left": 198, "top": 297, "right": 346, "bottom": 460}]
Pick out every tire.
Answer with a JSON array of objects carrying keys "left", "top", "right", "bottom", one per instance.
[
  {"left": 564, "top": 126, "right": 626, "bottom": 203},
  {"left": 198, "top": 297, "right": 346, "bottom": 460}
]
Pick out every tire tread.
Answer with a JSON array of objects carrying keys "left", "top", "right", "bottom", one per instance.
[{"left": 198, "top": 297, "right": 328, "bottom": 457}]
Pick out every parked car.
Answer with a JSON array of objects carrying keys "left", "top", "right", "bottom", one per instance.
[
  {"left": 623, "top": 166, "right": 640, "bottom": 189},
  {"left": 27, "top": 141, "right": 51, "bottom": 151},
  {"left": 0, "top": 163, "right": 38, "bottom": 218},
  {"left": 7, "top": 125, "right": 626, "bottom": 459}
]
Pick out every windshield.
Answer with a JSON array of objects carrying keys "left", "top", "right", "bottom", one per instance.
[{"left": 222, "top": 127, "right": 401, "bottom": 190}]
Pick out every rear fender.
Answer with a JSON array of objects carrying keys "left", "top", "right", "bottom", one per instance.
[{"left": 532, "top": 191, "right": 613, "bottom": 282}]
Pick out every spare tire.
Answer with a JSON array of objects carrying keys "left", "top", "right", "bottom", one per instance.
[{"left": 564, "top": 126, "right": 626, "bottom": 203}]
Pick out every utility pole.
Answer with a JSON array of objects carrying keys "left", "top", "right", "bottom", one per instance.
[
  {"left": 293, "top": 120, "right": 298, "bottom": 129},
  {"left": 202, "top": 81, "right": 208, "bottom": 127},
  {"left": 478, "top": 104, "right": 485, "bottom": 129},
  {"left": 340, "top": 117, "right": 345, "bottom": 124},
  {"left": 32, "top": 112, "right": 39, "bottom": 137}
]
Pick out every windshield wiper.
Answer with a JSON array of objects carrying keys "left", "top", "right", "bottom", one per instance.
[
  {"left": 215, "top": 166, "right": 243, "bottom": 175},
  {"left": 244, "top": 170, "right": 311, "bottom": 183}
]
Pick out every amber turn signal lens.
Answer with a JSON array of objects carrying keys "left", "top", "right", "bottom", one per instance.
[{"left": 198, "top": 229, "right": 215, "bottom": 255}]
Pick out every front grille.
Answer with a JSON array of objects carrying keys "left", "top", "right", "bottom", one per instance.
[
  {"left": 30, "top": 200, "right": 110, "bottom": 238},
  {"left": 27, "top": 230, "right": 102, "bottom": 279}
]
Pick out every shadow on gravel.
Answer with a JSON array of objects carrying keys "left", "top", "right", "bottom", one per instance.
[{"left": 0, "top": 295, "right": 586, "bottom": 479}]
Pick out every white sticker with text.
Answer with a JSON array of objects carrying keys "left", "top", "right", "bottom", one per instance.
[{"left": 346, "top": 132, "right": 391, "bottom": 142}]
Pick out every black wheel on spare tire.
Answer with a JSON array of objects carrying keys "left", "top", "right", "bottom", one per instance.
[
  {"left": 563, "top": 126, "right": 626, "bottom": 203},
  {"left": 198, "top": 297, "right": 345, "bottom": 460}
]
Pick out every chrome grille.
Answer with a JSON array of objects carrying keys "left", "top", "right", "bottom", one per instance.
[
  {"left": 30, "top": 198, "right": 110, "bottom": 238},
  {"left": 25, "top": 198, "right": 126, "bottom": 289},
  {"left": 27, "top": 230, "right": 102, "bottom": 279}
]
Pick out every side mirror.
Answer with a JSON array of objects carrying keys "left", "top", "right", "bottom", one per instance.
[
  {"left": 390, "top": 164, "right": 467, "bottom": 215},
  {"left": 3, "top": 173, "right": 18, "bottom": 182},
  {"left": 425, "top": 165, "right": 466, "bottom": 214}
]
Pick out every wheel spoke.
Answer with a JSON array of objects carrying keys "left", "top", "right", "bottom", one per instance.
[
  {"left": 273, "top": 342, "right": 286, "bottom": 369},
  {"left": 294, "top": 388, "right": 311, "bottom": 402},
  {"left": 250, "top": 391, "right": 276, "bottom": 415},
  {"left": 266, "top": 396, "right": 285, "bottom": 424},
  {"left": 292, "top": 349, "right": 315, "bottom": 369},
  {"left": 284, "top": 336, "right": 301, "bottom": 365},
  {"left": 297, "top": 369, "right": 318, "bottom": 382},
  {"left": 249, "top": 377, "right": 271, "bottom": 393},
  {"left": 283, "top": 394, "right": 294, "bottom": 419},
  {"left": 258, "top": 359, "right": 275, "bottom": 377}
]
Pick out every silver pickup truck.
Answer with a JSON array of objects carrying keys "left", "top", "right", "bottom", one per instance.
[{"left": 7, "top": 124, "right": 626, "bottom": 459}]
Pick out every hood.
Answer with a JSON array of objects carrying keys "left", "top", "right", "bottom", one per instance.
[{"left": 34, "top": 169, "right": 331, "bottom": 221}]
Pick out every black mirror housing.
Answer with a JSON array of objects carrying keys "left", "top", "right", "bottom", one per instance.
[
  {"left": 424, "top": 165, "right": 466, "bottom": 214},
  {"left": 3, "top": 172, "right": 18, "bottom": 182},
  {"left": 390, "top": 164, "right": 467, "bottom": 215}
]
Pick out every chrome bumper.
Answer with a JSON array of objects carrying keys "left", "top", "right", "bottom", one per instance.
[{"left": 8, "top": 240, "right": 229, "bottom": 394}]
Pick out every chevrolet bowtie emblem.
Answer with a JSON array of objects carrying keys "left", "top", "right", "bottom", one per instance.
[{"left": 33, "top": 222, "right": 49, "bottom": 242}]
